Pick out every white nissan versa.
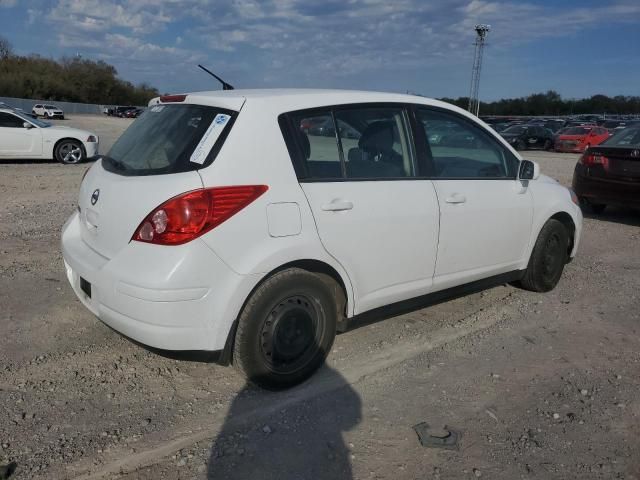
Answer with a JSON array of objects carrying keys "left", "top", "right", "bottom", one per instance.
[{"left": 61, "top": 89, "right": 582, "bottom": 389}]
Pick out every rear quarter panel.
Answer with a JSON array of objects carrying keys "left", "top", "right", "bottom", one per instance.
[{"left": 196, "top": 99, "right": 356, "bottom": 315}]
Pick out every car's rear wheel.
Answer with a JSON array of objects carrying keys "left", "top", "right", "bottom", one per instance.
[
  {"left": 233, "top": 268, "right": 337, "bottom": 389},
  {"left": 55, "top": 140, "right": 85, "bottom": 164},
  {"left": 519, "top": 219, "right": 569, "bottom": 293}
]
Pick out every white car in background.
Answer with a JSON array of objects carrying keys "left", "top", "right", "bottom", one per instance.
[
  {"left": 0, "top": 107, "right": 98, "bottom": 163},
  {"left": 61, "top": 89, "right": 582, "bottom": 389},
  {"left": 32, "top": 103, "right": 65, "bottom": 119}
]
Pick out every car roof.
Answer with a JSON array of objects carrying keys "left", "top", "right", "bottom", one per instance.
[{"left": 152, "top": 88, "right": 471, "bottom": 118}]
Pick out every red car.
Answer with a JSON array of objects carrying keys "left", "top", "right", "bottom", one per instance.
[{"left": 555, "top": 125, "right": 610, "bottom": 153}]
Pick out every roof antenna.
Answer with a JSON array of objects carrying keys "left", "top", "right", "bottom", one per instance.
[{"left": 198, "top": 64, "right": 234, "bottom": 90}]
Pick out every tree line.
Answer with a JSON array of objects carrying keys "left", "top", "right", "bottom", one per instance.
[
  {"left": 0, "top": 36, "right": 159, "bottom": 106},
  {"left": 440, "top": 90, "right": 640, "bottom": 116}
]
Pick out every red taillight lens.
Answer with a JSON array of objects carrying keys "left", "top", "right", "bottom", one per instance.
[
  {"left": 580, "top": 153, "right": 609, "bottom": 169},
  {"left": 132, "top": 185, "right": 268, "bottom": 245}
]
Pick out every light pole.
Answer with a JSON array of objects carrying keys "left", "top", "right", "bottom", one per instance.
[{"left": 468, "top": 24, "right": 490, "bottom": 117}]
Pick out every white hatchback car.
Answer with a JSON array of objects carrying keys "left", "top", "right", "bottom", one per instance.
[
  {"left": 0, "top": 108, "right": 98, "bottom": 163},
  {"left": 61, "top": 89, "right": 582, "bottom": 388}
]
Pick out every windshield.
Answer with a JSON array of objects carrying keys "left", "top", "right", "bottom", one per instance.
[
  {"left": 503, "top": 126, "right": 526, "bottom": 134},
  {"left": 563, "top": 127, "right": 591, "bottom": 135},
  {"left": 12, "top": 110, "right": 51, "bottom": 128},
  {"left": 103, "top": 104, "right": 236, "bottom": 176},
  {"left": 602, "top": 127, "right": 640, "bottom": 148}
]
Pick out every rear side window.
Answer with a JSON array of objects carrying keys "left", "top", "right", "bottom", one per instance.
[
  {"left": 103, "top": 104, "right": 236, "bottom": 176},
  {"left": 418, "top": 108, "right": 519, "bottom": 179},
  {"left": 285, "top": 106, "right": 415, "bottom": 180}
]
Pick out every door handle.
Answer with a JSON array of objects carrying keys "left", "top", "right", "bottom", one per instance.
[
  {"left": 444, "top": 194, "right": 466, "bottom": 204},
  {"left": 321, "top": 199, "right": 354, "bottom": 212}
]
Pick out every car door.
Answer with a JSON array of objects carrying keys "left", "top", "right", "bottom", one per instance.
[
  {"left": 416, "top": 107, "right": 533, "bottom": 290},
  {"left": 0, "top": 112, "right": 42, "bottom": 157},
  {"left": 287, "top": 105, "right": 440, "bottom": 314}
]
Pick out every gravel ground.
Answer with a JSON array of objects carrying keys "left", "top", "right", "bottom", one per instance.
[{"left": 1, "top": 115, "right": 639, "bottom": 480}]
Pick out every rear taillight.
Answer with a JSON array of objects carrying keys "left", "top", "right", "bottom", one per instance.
[
  {"left": 132, "top": 185, "right": 268, "bottom": 245},
  {"left": 580, "top": 153, "right": 609, "bottom": 169}
]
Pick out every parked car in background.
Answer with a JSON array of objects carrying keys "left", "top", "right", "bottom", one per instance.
[
  {"left": 124, "top": 108, "right": 145, "bottom": 118},
  {"left": 602, "top": 120, "right": 639, "bottom": 133},
  {"left": 555, "top": 126, "right": 610, "bottom": 153},
  {"left": 0, "top": 107, "right": 98, "bottom": 164},
  {"left": 61, "top": 89, "right": 582, "bottom": 389},
  {"left": 116, "top": 106, "right": 136, "bottom": 117},
  {"left": 573, "top": 126, "right": 640, "bottom": 214},
  {"left": 499, "top": 125, "right": 554, "bottom": 150},
  {"left": 32, "top": 104, "right": 65, "bottom": 119},
  {"left": 107, "top": 106, "right": 135, "bottom": 117}
]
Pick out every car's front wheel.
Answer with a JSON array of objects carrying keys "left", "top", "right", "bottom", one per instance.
[
  {"left": 519, "top": 219, "right": 569, "bottom": 292},
  {"left": 54, "top": 140, "right": 85, "bottom": 164},
  {"left": 233, "top": 268, "right": 337, "bottom": 390}
]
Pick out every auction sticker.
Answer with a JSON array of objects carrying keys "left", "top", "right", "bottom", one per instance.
[{"left": 190, "top": 114, "right": 231, "bottom": 164}]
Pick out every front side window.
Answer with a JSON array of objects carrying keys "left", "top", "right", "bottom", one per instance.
[
  {"left": 418, "top": 108, "right": 519, "bottom": 179},
  {"left": 0, "top": 112, "right": 25, "bottom": 128},
  {"left": 288, "top": 106, "right": 415, "bottom": 180}
]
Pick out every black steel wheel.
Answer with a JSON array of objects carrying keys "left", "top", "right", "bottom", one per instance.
[
  {"left": 519, "top": 219, "right": 569, "bottom": 292},
  {"left": 233, "top": 268, "right": 337, "bottom": 389}
]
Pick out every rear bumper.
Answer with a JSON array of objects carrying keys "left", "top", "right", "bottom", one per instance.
[
  {"left": 61, "top": 212, "right": 251, "bottom": 351},
  {"left": 573, "top": 165, "right": 640, "bottom": 208}
]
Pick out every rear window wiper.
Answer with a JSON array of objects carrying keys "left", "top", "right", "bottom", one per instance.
[{"left": 101, "top": 155, "right": 129, "bottom": 171}]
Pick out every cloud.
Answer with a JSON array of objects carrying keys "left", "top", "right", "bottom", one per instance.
[{"left": 27, "top": 0, "right": 640, "bottom": 92}]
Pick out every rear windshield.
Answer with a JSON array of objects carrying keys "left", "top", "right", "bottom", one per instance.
[
  {"left": 103, "top": 104, "right": 236, "bottom": 176},
  {"left": 602, "top": 127, "right": 640, "bottom": 148}
]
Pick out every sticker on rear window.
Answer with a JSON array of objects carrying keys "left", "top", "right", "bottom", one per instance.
[
  {"left": 190, "top": 113, "right": 231, "bottom": 164},
  {"left": 150, "top": 105, "right": 165, "bottom": 113}
]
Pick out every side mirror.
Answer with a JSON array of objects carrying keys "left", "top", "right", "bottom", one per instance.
[
  {"left": 23, "top": 122, "right": 33, "bottom": 129},
  {"left": 519, "top": 159, "right": 540, "bottom": 180}
]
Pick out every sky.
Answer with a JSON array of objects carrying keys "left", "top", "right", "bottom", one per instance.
[{"left": 1, "top": 0, "right": 639, "bottom": 100}]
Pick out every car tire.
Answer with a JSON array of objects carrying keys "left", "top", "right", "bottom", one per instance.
[
  {"left": 519, "top": 219, "right": 569, "bottom": 293},
  {"left": 543, "top": 139, "right": 552, "bottom": 150},
  {"left": 233, "top": 268, "right": 337, "bottom": 390},
  {"left": 516, "top": 140, "right": 526, "bottom": 151},
  {"left": 54, "top": 140, "right": 85, "bottom": 164}
]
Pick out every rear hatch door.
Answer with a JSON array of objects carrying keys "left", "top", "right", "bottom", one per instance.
[
  {"left": 78, "top": 100, "right": 241, "bottom": 259},
  {"left": 78, "top": 164, "right": 203, "bottom": 259}
]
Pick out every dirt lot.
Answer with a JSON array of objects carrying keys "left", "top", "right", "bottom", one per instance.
[{"left": 1, "top": 115, "right": 639, "bottom": 480}]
